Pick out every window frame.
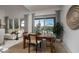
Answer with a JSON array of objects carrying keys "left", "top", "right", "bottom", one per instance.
[{"left": 32, "top": 17, "right": 56, "bottom": 32}]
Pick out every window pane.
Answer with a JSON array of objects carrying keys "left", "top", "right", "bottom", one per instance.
[
  {"left": 45, "top": 18, "right": 54, "bottom": 26},
  {"left": 45, "top": 18, "right": 54, "bottom": 32},
  {"left": 22, "top": 20, "right": 24, "bottom": 24},
  {"left": 14, "top": 19, "right": 19, "bottom": 29},
  {"left": 39, "top": 19, "right": 44, "bottom": 26},
  {"left": 9, "top": 19, "right": 13, "bottom": 29},
  {"left": 21, "top": 20, "right": 24, "bottom": 27},
  {"left": 34, "top": 20, "right": 39, "bottom": 27}
]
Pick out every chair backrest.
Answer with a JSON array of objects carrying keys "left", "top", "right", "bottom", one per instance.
[
  {"left": 28, "top": 33, "right": 37, "bottom": 44},
  {"left": 23, "top": 32, "right": 28, "bottom": 39},
  {"left": 28, "top": 33, "right": 41, "bottom": 44},
  {"left": 28, "top": 33, "right": 37, "bottom": 41}
]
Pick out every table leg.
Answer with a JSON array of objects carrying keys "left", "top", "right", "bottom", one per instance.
[
  {"left": 36, "top": 39, "right": 37, "bottom": 53},
  {"left": 39, "top": 41, "right": 42, "bottom": 52}
]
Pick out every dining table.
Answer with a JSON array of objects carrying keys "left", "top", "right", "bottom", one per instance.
[{"left": 23, "top": 33, "right": 56, "bottom": 53}]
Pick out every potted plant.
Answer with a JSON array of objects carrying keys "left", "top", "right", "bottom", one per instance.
[{"left": 53, "top": 22, "right": 63, "bottom": 42}]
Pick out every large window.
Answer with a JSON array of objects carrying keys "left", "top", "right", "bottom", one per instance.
[
  {"left": 33, "top": 17, "right": 55, "bottom": 33},
  {"left": 5, "top": 17, "right": 25, "bottom": 33}
]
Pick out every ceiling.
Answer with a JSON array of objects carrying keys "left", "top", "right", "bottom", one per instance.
[
  {"left": 24, "top": 5, "right": 62, "bottom": 12},
  {"left": 0, "top": 5, "right": 27, "bottom": 11},
  {"left": 0, "top": 5, "right": 62, "bottom": 12}
]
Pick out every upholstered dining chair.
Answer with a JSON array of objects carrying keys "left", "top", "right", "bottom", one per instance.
[
  {"left": 23, "top": 32, "right": 28, "bottom": 49},
  {"left": 28, "top": 33, "right": 41, "bottom": 53}
]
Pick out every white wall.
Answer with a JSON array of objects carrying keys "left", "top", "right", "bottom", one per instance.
[
  {"left": 24, "top": 13, "right": 33, "bottom": 33},
  {"left": 0, "top": 9, "right": 5, "bottom": 20},
  {"left": 0, "top": 29, "right": 5, "bottom": 44},
  {"left": 61, "top": 5, "right": 79, "bottom": 53},
  {"left": 5, "top": 9, "right": 27, "bottom": 19},
  {"left": 28, "top": 13, "right": 33, "bottom": 33},
  {"left": 0, "top": 5, "right": 28, "bottom": 19},
  {"left": 4, "top": 5, "right": 28, "bottom": 19},
  {"left": 34, "top": 9, "right": 56, "bottom": 16},
  {"left": 0, "top": 7, "right": 5, "bottom": 27}
]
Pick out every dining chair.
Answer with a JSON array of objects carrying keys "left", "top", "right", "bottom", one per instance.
[
  {"left": 23, "top": 32, "right": 28, "bottom": 49},
  {"left": 28, "top": 33, "right": 41, "bottom": 53}
]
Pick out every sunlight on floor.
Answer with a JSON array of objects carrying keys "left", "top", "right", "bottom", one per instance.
[{"left": 0, "top": 38, "right": 23, "bottom": 52}]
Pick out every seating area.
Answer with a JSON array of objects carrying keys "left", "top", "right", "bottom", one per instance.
[
  {"left": 4, "top": 30, "right": 23, "bottom": 40},
  {"left": 0, "top": 5, "right": 79, "bottom": 53}
]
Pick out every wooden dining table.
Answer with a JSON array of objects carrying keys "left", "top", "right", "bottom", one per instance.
[
  {"left": 36, "top": 34, "right": 56, "bottom": 53},
  {"left": 23, "top": 33, "right": 56, "bottom": 53}
]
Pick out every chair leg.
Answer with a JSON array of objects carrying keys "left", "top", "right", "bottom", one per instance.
[
  {"left": 36, "top": 40, "right": 37, "bottom": 53},
  {"left": 23, "top": 39, "right": 26, "bottom": 49},
  {"left": 28, "top": 39, "right": 30, "bottom": 53},
  {"left": 40, "top": 42, "right": 41, "bottom": 48},
  {"left": 28, "top": 43, "right": 30, "bottom": 53},
  {"left": 39, "top": 42, "right": 42, "bottom": 52},
  {"left": 36, "top": 45, "right": 37, "bottom": 53},
  {"left": 50, "top": 39, "right": 53, "bottom": 53}
]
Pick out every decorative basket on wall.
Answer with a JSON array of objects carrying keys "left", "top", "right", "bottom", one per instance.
[{"left": 66, "top": 5, "right": 79, "bottom": 30}]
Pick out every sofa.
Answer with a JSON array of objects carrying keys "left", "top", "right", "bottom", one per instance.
[
  {"left": 4, "top": 29, "right": 24, "bottom": 40},
  {"left": 4, "top": 33, "right": 17, "bottom": 40}
]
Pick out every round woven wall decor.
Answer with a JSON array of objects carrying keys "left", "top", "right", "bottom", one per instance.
[{"left": 66, "top": 5, "right": 79, "bottom": 30}]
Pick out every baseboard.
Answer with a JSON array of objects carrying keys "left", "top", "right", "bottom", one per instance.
[{"left": 62, "top": 42, "right": 72, "bottom": 53}]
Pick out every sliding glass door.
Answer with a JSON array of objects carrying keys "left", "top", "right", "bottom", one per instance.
[
  {"left": 9, "top": 19, "right": 13, "bottom": 29},
  {"left": 33, "top": 17, "right": 55, "bottom": 33},
  {"left": 14, "top": 18, "right": 19, "bottom": 29},
  {"left": 44, "top": 18, "right": 55, "bottom": 32}
]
